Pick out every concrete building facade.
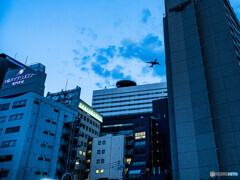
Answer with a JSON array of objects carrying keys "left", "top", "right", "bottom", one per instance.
[
  {"left": 164, "top": 0, "right": 240, "bottom": 179},
  {"left": 89, "top": 134, "right": 125, "bottom": 180}
]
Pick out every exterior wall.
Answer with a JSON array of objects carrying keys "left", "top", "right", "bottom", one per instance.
[
  {"left": 89, "top": 134, "right": 125, "bottom": 180},
  {"left": 0, "top": 92, "right": 77, "bottom": 179},
  {"left": 75, "top": 109, "right": 101, "bottom": 180},
  {"left": 164, "top": 0, "right": 240, "bottom": 179},
  {"left": 92, "top": 83, "right": 167, "bottom": 117}
]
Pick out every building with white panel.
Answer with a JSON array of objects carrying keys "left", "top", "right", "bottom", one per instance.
[
  {"left": 92, "top": 80, "right": 167, "bottom": 117},
  {"left": 89, "top": 134, "right": 125, "bottom": 180}
]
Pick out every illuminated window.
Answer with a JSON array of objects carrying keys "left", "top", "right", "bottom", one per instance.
[
  {"left": 83, "top": 152, "right": 86, "bottom": 156},
  {"left": 127, "top": 158, "right": 131, "bottom": 165},
  {"left": 100, "top": 169, "right": 104, "bottom": 173},
  {"left": 79, "top": 150, "right": 82, "bottom": 155},
  {"left": 76, "top": 161, "right": 79, "bottom": 165},
  {"left": 96, "top": 169, "right": 99, "bottom": 174},
  {"left": 135, "top": 132, "right": 145, "bottom": 139}
]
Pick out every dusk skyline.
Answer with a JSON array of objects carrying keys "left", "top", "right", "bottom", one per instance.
[{"left": 0, "top": 0, "right": 239, "bottom": 104}]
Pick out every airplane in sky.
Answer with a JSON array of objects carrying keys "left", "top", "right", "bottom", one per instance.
[{"left": 145, "top": 58, "right": 160, "bottom": 67}]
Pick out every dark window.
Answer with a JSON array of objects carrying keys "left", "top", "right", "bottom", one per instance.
[
  {"left": 1, "top": 140, "right": 17, "bottom": 148},
  {"left": 102, "top": 150, "right": 105, "bottom": 154},
  {"left": 0, "top": 116, "right": 6, "bottom": 123},
  {"left": 102, "top": 140, "right": 106, "bottom": 145},
  {"left": 52, "top": 121, "right": 57, "bottom": 125},
  {"left": 42, "top": 172, "right": 48, "bottom": 175},
  {"left": 0, "top": 168, "right": 9, "bottom": 178},
  {"left": 98, "top": 141, "right": 101, "bottom": 145},
  {"left": 46, "top": 119, "right": 51, "bottom": 123},
  {"left": 92, "top": 129, "right": 94, "bottom": 133},
  {"left": 0, "top": 103, "right": 10, "bottom": 111},
  {"left": 86, "top": 126, "right": 88, "bottom": 130},
  {"left": 87, "top": 118, "right": 89, "bottom": 123},
  {"left": 5, "top": 126, "right": 20, "bottom": 134},
  {"left": 38, "top": 157, "right": 43, "bottom": 161},
  {"left": 97, "top": 150, "right": 100, "bottom": 154},
  {"left": 41, "top": 144, "right": 46, "bottom": 147},
  {"left": 12, "top": 100, "right": 27, "bottom": 108},
  {"left": 0, "top": 129, "right": 2, "bottom": 135},
  {"left": 34, "top": 100, "right": 39, "bottom": 105},
  {"left": 0, "top": 155, "right": 13, "bottom": 162},
  {"left": 35, "top": 171, "right": 41, "bottom": 175},
  {"left": 50, "top": 133, "right": 54, "bottom": 136},
  {"left": 84, "top": 143, "right": 86, "bottom": 147},
  {"left": 43, "top": 131, "right": 48, "bottom": 135},
  {"left": 101, "top": 159, "right": 104, "bottom": 164},
  {"left": 47, "top": 145, "right": 53, "bottom": 149},
  {"left": 54, "top": 109, "right": 59, "bottom": 112},
  {"left": 96, "top": 159, "right": 100, "bottom": 164},
  {"left": 45, "top": 158, "right": 50, "bottom": 162},
  {"left": 89, "top": 127, "right": 91, "bottom": 132},
  {"left": 9, "top": 113, "right": 24, "bottom": 121},
  {"left": 90, "top": 120, "right": 92, "bottom": 124}
]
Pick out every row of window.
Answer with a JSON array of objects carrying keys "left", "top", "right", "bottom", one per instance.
[
  {"left": 35, "top": 171, "right": 48, "bottom": 175},
  {"left": 96, "top": 159, "right": 104, "bottom": 164},
  {"left": 132, "top": 161, "right": 145, "bottom": 166},
  {"left": 38, "top": 157, "right": 50, "bottom": 161},
  {"left": 43, "top": 130, "right": 55, "bottom": 136},
  {"left": 96, "top": 169, "right": 104, "bottom": 174},
  {"left": 93, "top": 95, "right": 166, "bottom": 106},
  {"left": 0, "top": 100, "right": 27, "bottom": 111},
  {"left": 79, "top": 114, "right": 100, "bottom": 129},
  {"left": 81, "top": 132, "right": 98, "bottom": 140},
  {"left": 0, "top": 113, "right": 24, "bottom": 123},
  {"left": 98, "top": 140, "right": 106, "bottom": 145},
  {"left": 97, "top": 149, "right": 105, "bottom": 154},
  {"left": 79, "top": 141, "right": 87, "bottom": 148},
  {"left": 79, "top": 150, "right": 86, "bottom": 156},
  {"left": 135, "top": 141, "right": 146, "bottom": 147},
  {"left": 97, "top": 106, "right": 152, "bottom": 114},
  {"left": 0, "top": 126, "right": 20, "bottom": 135},
  {"left": 0, "top": 155, "right": 13, "bottom": 162},
  {"left": 46, "top": 119, "right": 57, "bottom": 125},
  {"left": 135, "top": 132, "right": 146, "bottom": 140},
  {"left": 81, "top": 124, "right": 98, "bottom": 135},
  {"left": 1, "top": 140, "right": 17, "bottom": 148},
  {"left": 76, "top": 159, "right": 85, "bottom": 165},
  {"left": 41, "top": 143, "right": 53, "bottom": 149},
  {"left": 93, "top": 89, "right": 167, "bottom": 100},
  {"left": 102, "top": 123, "right": 133, "bottom": 128}
]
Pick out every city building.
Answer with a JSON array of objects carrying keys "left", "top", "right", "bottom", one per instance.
[
  {"left": 127, "top": 98, "right": 171, "bottom": 180},
  {"left": 0, "top": 62, "right": 79, "bottom": 179},
  {"left": 164, "top": 0, "right": 240, "bottom": 179},
  {"left": 92, "top": 80, "right": 167, "bottom": 117},
  {"left": 46, "top": 88, "right": 102, "bottom": 180},
  {"left": 92, "top": 82, "right": 171, "bottom": 179},
  {"left": 89, "top": 134, "right": 125, "bottom": 180},
  {"left": 0, "top": 55, "right": 102, "bottom": 180},
  {"left": 92, "top": 81, "right": 167, "bottom": 136}
]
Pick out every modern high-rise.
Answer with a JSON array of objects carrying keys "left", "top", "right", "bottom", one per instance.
[
  {"left": 92, "top": 80, "right": 167, "bottom": 135},
  {"left": 164, "top": 0, "right": 240, "bottom": 179}
]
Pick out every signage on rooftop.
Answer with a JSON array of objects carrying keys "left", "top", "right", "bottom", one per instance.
[
  {"left": 79, "top": 99, "right": 103, "bottom": 123},
  {"left": 3, "top": 68, "right": 36, "bottom": 86}
]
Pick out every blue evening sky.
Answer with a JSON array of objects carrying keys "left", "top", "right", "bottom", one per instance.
[{"left": 0, "top": 0, "right": 239, "bottom": 104}]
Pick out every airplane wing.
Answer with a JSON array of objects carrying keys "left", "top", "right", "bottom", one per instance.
[
  {"left": 150, "top": 64, "right": 154, "bottom": 67},
  {"left": 154, "top": 58, "right": 158, "bottom": 63},
  {"left": 145, "top": 62, "right": 153, "bottom": 64}
]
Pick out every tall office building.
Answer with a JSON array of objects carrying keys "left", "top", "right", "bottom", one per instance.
[
  {"left": 92, "top": 80, "right": 167, "bottom": 135},
  {"left": 164, "top": 0, "right": 240, "bottom": 179},
  {"left": 92, "top": 80, "right": 167, "bottom": 117}
]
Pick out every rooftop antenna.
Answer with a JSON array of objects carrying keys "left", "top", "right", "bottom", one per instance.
[
  {"left": 65, "top": 78, "right": 68, "bottom": 91},
  {"left": 25, "top": 56, "right": 28, "bottom": 65},
  {"left": 14, "top": 53, "right": 17, "bottom": 59}
]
